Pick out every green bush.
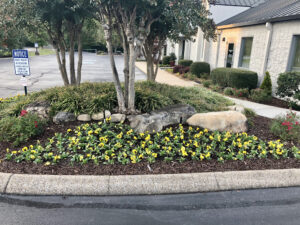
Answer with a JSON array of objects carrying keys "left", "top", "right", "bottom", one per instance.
[
  {"left": 162, "top": 56, "right": 171, "bottom": 65},
  {"left": 276, "top": 72, "right": 300, "bottom": 109},
  {"left": 224, "top": 87, "right": 234, "bottom": 96},
  {"left": 270, "top": 111, "right": 300, "bottom": 142},
  {"left": 203, "top": 80, "right": 212, "bottom": 88},
  {"left": 250, "top": 88, "right": 272, "bottom": 103},
  {"left": 211, "top": 68, "right": 258, "bottom": 89},
  {"left": 190, "top": 62, "right": 210, "bottom": 78},
  {"left": 0, "top": 113, "right": 47, "bottom": 146},
  {"left": 169, "top": 53, "right": 177, "bottom": 62},
  {"left": 178, "top": 60, "right": 193, "bottom": 67},
  {"left": 260, "top": 71, "right": 272, "bottom": 95},
  {"left": 210, "top": 85, "right": 222, "bottom": 93}
]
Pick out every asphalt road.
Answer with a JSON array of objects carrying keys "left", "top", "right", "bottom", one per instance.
[
  {"left": 0, "top": 53, "right": 146, "bottom": 98},
  {"left": 1, "top": 187, "right": 300, "bottom": 225}
]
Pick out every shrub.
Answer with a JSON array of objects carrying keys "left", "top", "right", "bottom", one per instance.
[
  {"left": 0, "top": 113, "right": 47, "bottom": 146},
  {"left": 210, "top": 84, "right": 222, "bottom": 93},
  {"left": 203, "top": 80, "right": 212, "bottom": 88},
  {"left": 173, "top": 65, "right": 183, "bottom": 74},
  {"left": 233, "top": 88, "right": 249, "bottom": 98},
  {"left": 250, "top": 88, "right": 272, "bottom": 103},
  {"left": 186, "top": 73, "right": 197, "bottom": 81},
  {"left": 178, "top": 59, "right": 193, "bottom": 67},
  {"left": 190, "top": 62, "right": 210, "bottom": 78},
  {"left": 211, "top": 68, "right": 258, "bottom": 89},
  {"left": 276, "top": 72, "right": 300, "bottom": 109},
  {"left": 260, "top": 71, "right": 272, "bottom": 95},
  {"left": 243, "top": 108, "right": 256, "bottom": 128},
  {"left": 224, "top": 87, "right": 234, "bottom": 96},
  {"left": 200, "top": 73, "right": 210, "bottom": 79},
  {"left": 169, "top": 53, "right": 177, "bottom": 62},
  {"left": 162, "top": 56, "right": 171, "bottom": 65},
  {"left": 270, "top": 111, "right": 300, "bottom": 142}
]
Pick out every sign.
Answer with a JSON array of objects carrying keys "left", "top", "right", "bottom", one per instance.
[
  {"left": 34, "top": 43, "right": 39, "bottom": 48},
  {"left": 12, "top": 49, "right": 30, "bottom": 76},
  {"left": 20, "top": 76, "right": 28, "bottom": 87}
]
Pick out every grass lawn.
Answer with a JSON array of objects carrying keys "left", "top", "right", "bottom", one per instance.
[{"left": 28, "top": 49, "right": 55, "bottom": 57}]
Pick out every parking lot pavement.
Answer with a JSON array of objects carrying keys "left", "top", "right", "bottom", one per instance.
[{"left": 0, "top": 53, "right": 146, "bottom": 98}]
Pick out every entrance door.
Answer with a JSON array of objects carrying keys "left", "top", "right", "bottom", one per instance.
[{"left": 226, "top": 43, "right": 234, "bottom": 68}]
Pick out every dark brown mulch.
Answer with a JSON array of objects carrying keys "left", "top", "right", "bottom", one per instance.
[{"left": 0, "top": 116, "right": 299, "bottom": 175}]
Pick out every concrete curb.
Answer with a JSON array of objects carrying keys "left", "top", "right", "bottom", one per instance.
[{"left": 1, "top": 169, "right": 300, "bottom": 196}]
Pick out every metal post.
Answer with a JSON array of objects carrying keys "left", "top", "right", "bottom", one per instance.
[{"left": 23, "top": 75, "right": 28, "bottom": 96}]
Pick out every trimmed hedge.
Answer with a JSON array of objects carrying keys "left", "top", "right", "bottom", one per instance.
[
  {"left": 211, "top": 68, "right": 258, "bottom": 90},
  {"left": 190, "top": 62, "right": 210, "bottom": 78},
  {"left": 178, "top": 60, "right": 193, "bottom": 67},
  {"left": 162, "top": 56, "right": 171, "bottom": 65}
]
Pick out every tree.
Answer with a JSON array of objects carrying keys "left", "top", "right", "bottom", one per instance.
[
  {"left": 5, "top": 0, "right": 96, "bottom": 86},
  {"left": 144, "top": 0, "right": 216, "bottom": 81},
  {"left": 95, "top": 0, "right": 162, "bottom": 113}
]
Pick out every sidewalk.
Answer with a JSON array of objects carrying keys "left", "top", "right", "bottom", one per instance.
[
  {"left": 135, "top": 61, "right": 197, "bottom": 87},
  {"left": 136, "top": 61, "right": 299, "bottom": 119}
]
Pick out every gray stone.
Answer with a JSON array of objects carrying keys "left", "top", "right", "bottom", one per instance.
[
  {"left": 104, "top": 110, "right": 111, "bottom": 118},
  {"left": 110, "top": 114, "right": 126, "bottom": 123},
  {"left": 92, "top": 112, "right": 104, "bottom": 121},
  {"left": 77, "top": 114, "right": 91, "bottom": 122},
  {"left": 227, "top": 105, "right": 245, "bottom": 113},
  {"left": 53, "top": 112, "right": 76, "bottom": 124},
  {"left": 187, "top": 111, "right": 248, "bottom": 133},
  {"left": 128, "top": 104, "right": 196, "bottom": 133},
  {"left": 24, "top": 101, "right": 50, "bottom": 119}
]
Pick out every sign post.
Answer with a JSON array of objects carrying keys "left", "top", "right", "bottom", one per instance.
[{"left": 12, "top": 49, "right": 30, "bottom": 96}]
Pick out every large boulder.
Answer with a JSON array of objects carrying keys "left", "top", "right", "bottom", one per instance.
[
  {"left": 24, "top": 101, "right": 50, "bottom": 119},
  {"left": 77, "top": 114, "right": 91, "bottom": 122},
  {"left": 187, "top": 111, "right": 247, "bottom": 133},
  {"left": 227, "top": 105, "right": 245, "bottom": 114},
  {"left": 53, "top": 112, "right": 76, "bottom": 124},
  {"left": 92, "top": 112, "right": 104, "bottom": 121},
  {"left": 128, "top": 104, "right": 196, "bottom": 133},
  {"left": 110, "top": 113, "right": 126, "bottom": 123}
]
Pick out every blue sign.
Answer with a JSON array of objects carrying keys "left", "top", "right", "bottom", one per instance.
[{"left": 12, "top": 49, "right": 30, "bottom": 76}]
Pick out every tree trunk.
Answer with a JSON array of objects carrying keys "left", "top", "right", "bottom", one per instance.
[
  {"left": 69, "top": 28, "right": 76, "bottom": 85},
  {"left": 76, "top": 26, "right": 83, "bottom": 86},
  {"left": 122, "top": 30, "right": 130, "bottom": 107},
  {"left": 104, "top": 22, "right": 126, "bottom": 113},
  {"left": 127, "top": 42, "right": 136, "bottom": 112},
  {"left": 54, "top": 48, "right": 69, "bottom": 86}
]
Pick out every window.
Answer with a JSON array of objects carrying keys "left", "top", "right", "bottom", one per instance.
[
  {"left": 239, "top": 37, "right": 253, "bottom": 68},
  {"left": 291, "top": 36, "right": 300, "bottom": 72}
]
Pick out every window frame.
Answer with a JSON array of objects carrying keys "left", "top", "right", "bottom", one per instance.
[
  {"left": 287, "top": 35, "right": 300, "bottom": 72},
  {"left": 238, "top": 37, "right": 254, "bottom": 69}
]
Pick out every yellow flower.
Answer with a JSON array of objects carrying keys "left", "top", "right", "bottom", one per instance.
[
  {"left": 152, "top": 153, "right": 158, "bottom": 158},
  {"left": 6, "top": 148, "right": 10, "bottom": 153},
  {"left": 44, "top": 162, "right": 51, "bottom": 166},
  {"left": 204, "top": 129, "right": 208, "bottom": 133},
  {"left": 22, "top": 147, "right": 28, "bottom": 152},
  {"left": 67, "top": 129, "right": 72, "bottom": 133},
  {"left": 200, "top": 154, "right": 205, "bottom": 160},
  {"left": 253, "top": 136, "right": 258, "bottom": 141},
  {"left": 30, "top": 155, "right": 36, "bottom": 160},
  {"left": 209, "top": 135, "right": 214, "bottom": 140},
  {"left": 145, "top": 134, "right": 151, "bottom": 142},
  {"left": 88, "top": 130, "right": 93, "bottom": 136},
  {"left": 132, "top": 149, "right": 137, "bottom": 154},
  {"left": 205, "top": 152, "right": 211, "bottom": 158},
  {"left": 12, "top": 151, "right": 17, "bottom": 155},
  {"left": 87, "top": 154, "right": 91, "bottom": 158},
  {"left": 105, "top": 155, "right": 110, "bottom": 161},
  {"left": 138, "top": 154, "right": 144, "bottom": 159},
  {"left": 79, "top": 155, "right": 84, "bottom": 161},
  {"left": 242, "top": 151, "right": 247, "bottom": 154}
]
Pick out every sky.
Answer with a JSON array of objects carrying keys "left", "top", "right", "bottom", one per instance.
[{"left": 209, "top": 5, "right": 249, "bottom": 24}]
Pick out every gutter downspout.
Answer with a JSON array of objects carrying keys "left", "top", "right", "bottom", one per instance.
[
  {"left": 262, "top": 22, "right": 273, "bottom": 82},
  {"left": 215, "top": 29, "right": 222, "bottom": 69}
]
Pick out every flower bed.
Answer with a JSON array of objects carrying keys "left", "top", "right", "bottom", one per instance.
[{"left": 5, "top": 118, "right": 299, "bottom": 167}]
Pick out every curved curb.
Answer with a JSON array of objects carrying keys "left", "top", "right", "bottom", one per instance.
[{"left": 1, "top": 169, "right": 300, "bottom": 196}]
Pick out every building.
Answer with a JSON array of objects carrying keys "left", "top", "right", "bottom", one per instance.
[{"left": 166, "top": 0, "right": 300, "bottom": 92}]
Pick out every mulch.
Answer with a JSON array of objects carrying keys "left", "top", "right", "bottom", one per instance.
[{"left": 0, "top": 116, "right": 299, "bottom": 176}]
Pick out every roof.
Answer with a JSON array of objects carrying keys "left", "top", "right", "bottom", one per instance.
[
  {"left": 217, "top": 0, "right": 300, "bottom": 29},
  {"left": 209, "top": 0, "right": 266, "bottom": 7}
]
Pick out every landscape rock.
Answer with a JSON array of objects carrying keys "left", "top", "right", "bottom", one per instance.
[
  {"left": 110, "top": 114, "right": 126, "bottom": 123},
  {"left": 53, "top": 112, "right": 76, "bottom": 124},
  {"left": 24, "top": 101, "right": 50, "bottom": 119},
  {"left": 104, "top": 110, "right": 111, "bottom": 118},
  {"left": 187, "top": 111, "right": 247, "bottom": 133},
  {"left": 92, "top": 112, "right": 104, "bottom": 121},
  {"left": 227, "top": 105, "right": 245, "bottom": 114},
  {"left": 128, "top": 104, "right": 196, "bottom": 133},
  {"left": 77, "top": 114, "right": 91, "bottom": 122}
]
